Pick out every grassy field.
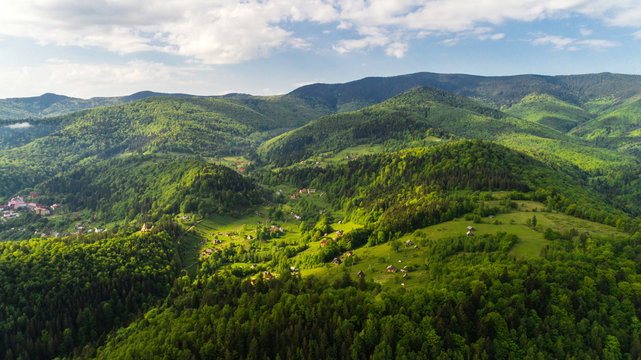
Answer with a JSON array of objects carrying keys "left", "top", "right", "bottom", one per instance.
[
  {"left": 293, "top": 201, "right": 626, "bottom": 289},
  {"left": 180, "top": 200, "right": 626, "bottom": 287}
]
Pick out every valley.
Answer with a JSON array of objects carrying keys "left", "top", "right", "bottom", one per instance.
[{"left": 2, "top": 72, "right": 641, "bottom": 359}]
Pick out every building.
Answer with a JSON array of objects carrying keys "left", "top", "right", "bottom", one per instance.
[
  {"left": 386, "top": 265, "right": 398, "bottom": 273},
  {"left": 34, "top": 207, "right": 50, "bottom": 216}
]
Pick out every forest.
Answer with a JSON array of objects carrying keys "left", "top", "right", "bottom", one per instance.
[{"left": 3, "top": 72, "right": 641, "bottom": 359}]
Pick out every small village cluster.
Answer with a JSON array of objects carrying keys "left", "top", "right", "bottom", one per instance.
[
  {"left": 199, "top": 225, "right": 288, "bottom": 260},
  {"left": 1, "top": 192, "right": 60, "bottom": 219},
  {"left": 290, "top": 187, "right": 316, "bottom": 199}
]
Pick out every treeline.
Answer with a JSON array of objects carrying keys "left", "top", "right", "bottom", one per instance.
[
  {"left": 0, "top": 230, "right": 180, "bottom": 360},
  {"left": 35, "top": 155, "right": 263, "bottom": 222},
  {"left": 90, "top": 231, "right": 641, "bottom": 359}
]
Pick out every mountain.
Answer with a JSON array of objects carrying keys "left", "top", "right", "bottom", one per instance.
[
  {"left": 34, "top": 155, "right": 261, "bottom": 223},
  {"left": 0, "top": 91, "right": 196, "bottom": 120},
  {"left": 261, "top": 86, "right": 633, "bottom": 172},
  {"left": 5, "top": 72, "right": 641, "bottom": 360},
  {"left": 502, "top": 93, "right": 593, "bottom": 132},
  {"left": 289, "top": 71, "right": 641, "bottom": 112},
  {"left": 0, "top": 94, "right": 332, "bottom": 197}
]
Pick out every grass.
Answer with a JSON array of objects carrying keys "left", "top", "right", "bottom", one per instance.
[
  {"left": 296, "top": 201, "right": 626, "bottom": 289},
  {"left": 180, "top": 200, "right": 626, "bottom": 288}
]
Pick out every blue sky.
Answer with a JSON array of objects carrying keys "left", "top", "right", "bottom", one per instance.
[{"left": 1, "top": 0, "right": 641, "bottom": 98}]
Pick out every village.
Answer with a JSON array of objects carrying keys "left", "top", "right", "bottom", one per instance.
[{"left": 1, "top": 192, "right": 60, "bottom": 219}]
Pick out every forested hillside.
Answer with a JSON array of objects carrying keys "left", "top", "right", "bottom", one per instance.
[
  {"left": 291, "top": 72, "right": 641, "bottom": 111},
  {"left": 2, "top": 72, "right": 641, "bottom": 360},
  {"left": 261, "top": 87, "right": 631, "bottom": 172},
  {"left": 35, "top": 155, "right": 262, "bottom": 222},
  {"left": 0, "top": 94, "right": 329, "bottom": 198},
  {"left": 0, "top": 230, "right": 181, "bottom": 360}
]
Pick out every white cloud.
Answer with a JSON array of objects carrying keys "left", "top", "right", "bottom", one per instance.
[
  {"left": 576, "top": 39, "right": 618, "bottom": 50},
  {"left": 385, "top": 42, "right": 408, "bottom": 58},
  {"left": 533, "top": 34, "right": 618, "bottom": 50},
  {"left": 0, "top": 0, "right": 640, "bottom": 64},
  {"left": 580, "top": 27, "right": 593, "bottom": 36},
  {"left": 533, "top": 35, "right": 576, "bottom": 49},
  {"left": 5, "top": 122, "right": 32, "bottom": 129}
]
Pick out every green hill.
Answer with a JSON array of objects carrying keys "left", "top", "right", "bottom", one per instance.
[
  {"left": 571, "top": 97, "right": 641, "bottom": 138},
  {"left": 503, "top": 93, "right": 593, "bottom": 132},
  {"left": 4, "top": 72, "right": 641, "bottom": 360},
  {"left": 260, "top": 87, "right": 630, "bottom": 172},
  {"left": 0, "top": 91, "right": 197, "bottom": 120},
  {"left": 263, "top": 140, "right": 622, "bottom": 241},
  {"left": 34, "top": 155, "right": 262, "bottom": 222},
  {"left": 290, "top": 71, "right": 641, "bottom": 111},
  {"left": 0, "top": 94, "right": 331, "bottom": 198}
]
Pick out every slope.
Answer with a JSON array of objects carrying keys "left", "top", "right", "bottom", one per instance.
[
  {"left": 503, "top": 93, "right": 593, "bottom": 132},
  {"left": 34, "top": 155, "right": 262, "bottom": 223},
  {"left": 0, "top": 95, "right": 329, "bottom": 198},
  {"left": 261, "top": 87, "right": 630, "bottom": 172}
]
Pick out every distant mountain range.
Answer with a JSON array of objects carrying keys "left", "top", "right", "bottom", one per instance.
[
  {"left": 0, "top": 91, "right": 194, "bottom": 120},
  {"left": 4, "top": 72, "right": 641, "bottom": 121}
]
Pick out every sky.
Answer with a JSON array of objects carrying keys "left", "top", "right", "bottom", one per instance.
[{"left": 1, "top": 0, "right": 641, "bottom": 98}]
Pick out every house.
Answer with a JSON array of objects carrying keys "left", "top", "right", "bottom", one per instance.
[
  {"left": 51, "top": 203, "right": 61, "bottom": 210},
  {"left": 263, "top": 271, "right": 274, "bottom": 279},
  {"left": 336, "top": 230, "right": 344, "bottom": 236},
  {"left": 405, "top": 239, "right": 413, "bottom": 246},
  {"left": 204, "top": 248, "right": 213, "bottom": 255},
  {"left": 466, "top": 231, "right": 474, "bottom": 237},
  {"left": 403, "top": 273, "right": 408, "bottom": 279},
  {"left": 291, "top": 194, "right": 298, "bottom": 199},
  {"left": 27, "top": 203, "right": 37, "bottom": 209},
  {"left": 0, "top": 205, "right": 10, "bottom": 211},
  {"left": 8, "top": 196, "right": 24, "bottom": 206},
  {"left": 140, "top": 223, "right": 150, "bottom": 232},
  {"left": 386, "top": 265, "right": 398, "bottom": 273},
  {"left": 320, "top": 239, "right": 329, "bottom": 247},
  {"left": 400, "top": 268, "right": 408, "bottom": 273},
  {"left": 357, "top": 270, "right": 365, "bottom": 278},
  {"left": 250, "top": 264, "right": 257, "bottom": 269},
  {"left": 3, "top": 211, "right": 18, "bottom": 218},
  {"left": 35, "top": 207, "right": 50, "bottom": 216},
  {"left": 332, "top": 257, "right": 342, "bottom": 265},
  {"left": 467, "top": 226, "right": 475, "bottom": 231},
  {"left": 343, "top": 251, "right": 353, "bottom": 257},
  {"left": 13, "top": 202, "right": 27, "bottom": 210}
]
